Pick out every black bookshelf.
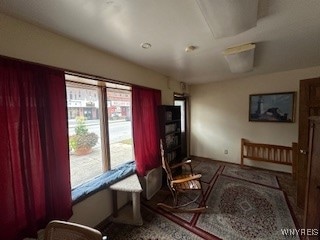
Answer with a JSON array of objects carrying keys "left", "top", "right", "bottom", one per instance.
[{"left": 158, "top": 105, "right": 185, "bottom": 175}]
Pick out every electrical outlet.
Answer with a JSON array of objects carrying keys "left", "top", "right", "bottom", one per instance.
[{"left": 224, "top": 149, "right": 228, "bottom": 154}]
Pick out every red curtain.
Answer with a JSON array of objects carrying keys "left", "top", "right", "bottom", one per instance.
[
  {"left": 0, "top": 57, "right": 72, "bottom": 240},
  {"left": 132, "top": 86, "right": 161, "bottom": 176}
]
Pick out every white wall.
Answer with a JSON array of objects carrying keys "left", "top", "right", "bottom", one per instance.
[
  {"left": 190, "top": 66, "right": 320, "bottom": 172},
  {"left": 0, "top": 13, "right": 183, "bottom": 227}
]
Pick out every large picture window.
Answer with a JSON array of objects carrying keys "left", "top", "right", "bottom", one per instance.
[
  {"left": 107, "top": 86, "right": 133, "bottom": 169},
  {"left": 66, "top": 75, "right": 133, "bottom": 188}
]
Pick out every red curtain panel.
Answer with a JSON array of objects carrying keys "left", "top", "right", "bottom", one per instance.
[
  {"left": 132, "top": 85, "right": 161, "bottom": 176},
  {"left": 0, "top": 57, "right": 72, "bottom": 240}
]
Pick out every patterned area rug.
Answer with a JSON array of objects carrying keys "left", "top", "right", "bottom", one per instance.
[
  {"left": 142, "top": 160, "right": 221, "bottom": 223},
  {"left": 222, "top": 165, "right": 279, "bottom": 188},
  {"left": 192, "top": 159, "right": 221, "bottom": 183},
  {"left": 102, "top": 205, "right": 202, "bottom": 240},
  {"left": 103, "top": 160, "right": 300, "bottom": 240},
  {"left": 196, "top": 175, "right": 298, "bottom": 239},
  {"left": 152, "top": 184, "right": 210, "bottom": 223}
]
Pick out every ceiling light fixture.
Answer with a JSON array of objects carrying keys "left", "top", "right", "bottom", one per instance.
[
  {"left": 196, "top": 0, "right": 258, "bottom": 38},
  {"left": 223, "top": 43, "right": 256, "bottom": 73},
  {"left": 140, "top": 42, "right": 152, "bottom": 49},
  {"left": 185, "top": 45, "right": 198, "bottom": 52}
]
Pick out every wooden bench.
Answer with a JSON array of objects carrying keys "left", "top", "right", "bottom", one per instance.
[{"left": 240, "top": 138, "right": 298, "bottom": 178}]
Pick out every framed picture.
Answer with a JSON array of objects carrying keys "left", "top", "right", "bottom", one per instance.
[{"left": 249, "top": 92, "right": 296, "bottom": 122}]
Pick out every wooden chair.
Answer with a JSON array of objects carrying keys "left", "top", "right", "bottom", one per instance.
[
  {"left": 157, "top": 140, "right": 207, "bottom": 213},
  {"left": 44, "top": 220, "right": 107, "bottom": 240}
]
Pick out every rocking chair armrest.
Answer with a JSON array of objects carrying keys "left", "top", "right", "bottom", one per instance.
[
  {"left": 170, "top": 159, "right": 192, "bottom": 169},
  {"left": 171, "top": 174, "right": 202, "bottom": 184}
]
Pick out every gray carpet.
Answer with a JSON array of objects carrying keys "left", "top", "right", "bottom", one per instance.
[
  {"left": 222, "top": 165, "right": 279, "bottom": 188},
  {"left": 102, "top": 206, "right": 202, "bottom": 240},
  {"left": 192, "top": 159, "right": 221, "bottom": 183}
]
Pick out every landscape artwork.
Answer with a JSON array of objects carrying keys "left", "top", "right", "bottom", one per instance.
[{"left": 249, "top": 92, "right": 295, "bottom": 122}]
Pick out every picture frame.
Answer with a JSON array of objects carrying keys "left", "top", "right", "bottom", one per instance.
[{"left": 249, "top": 92, "right": 295, "bottom": 122}]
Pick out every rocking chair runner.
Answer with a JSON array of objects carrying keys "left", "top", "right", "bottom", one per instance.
[{"left": 157, "top": 140, "right": 207, "bottom": 212}]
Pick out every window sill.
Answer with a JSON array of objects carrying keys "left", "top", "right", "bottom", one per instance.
[{"left": 71, "top": 161, "right": 136, "bottom": 204}]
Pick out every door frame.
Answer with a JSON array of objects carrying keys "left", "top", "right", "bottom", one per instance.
[{"left": 174, "top": 93, "right": 190, "bottom": 157}]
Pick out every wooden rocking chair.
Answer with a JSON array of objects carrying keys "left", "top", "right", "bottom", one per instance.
[{"left": 157, "top": 140, "right": 207, "bottom": 213}]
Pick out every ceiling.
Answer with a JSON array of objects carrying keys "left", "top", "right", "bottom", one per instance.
[{"left": 1, "top": 0, "right": 320, "bottom": 85}]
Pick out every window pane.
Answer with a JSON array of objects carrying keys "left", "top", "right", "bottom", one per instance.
[
  {"left": 107, "top": 88, "right": 133, "bottom": 169},
  {"left": 67, "top": 84, "right": 103, "bottom": 188}
]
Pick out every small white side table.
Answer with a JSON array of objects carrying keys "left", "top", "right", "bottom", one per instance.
[{"left": 109, "top": 174, "right": 143, "bottom": 226}]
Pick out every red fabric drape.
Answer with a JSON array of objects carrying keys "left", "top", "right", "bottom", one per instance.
[
  {"left": 132, "top": 86, "right": 161, "bottom": 176},
  {"left": 0, "top": 57, "right": 72, "bottom": 240}
]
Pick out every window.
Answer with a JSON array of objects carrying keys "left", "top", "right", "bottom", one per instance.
[
  {"left": 66, "top": 75, "right": 133, "bottom": 188},
  {"left": 107, "top": 87, "right": 133, "bottom": 169}
]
